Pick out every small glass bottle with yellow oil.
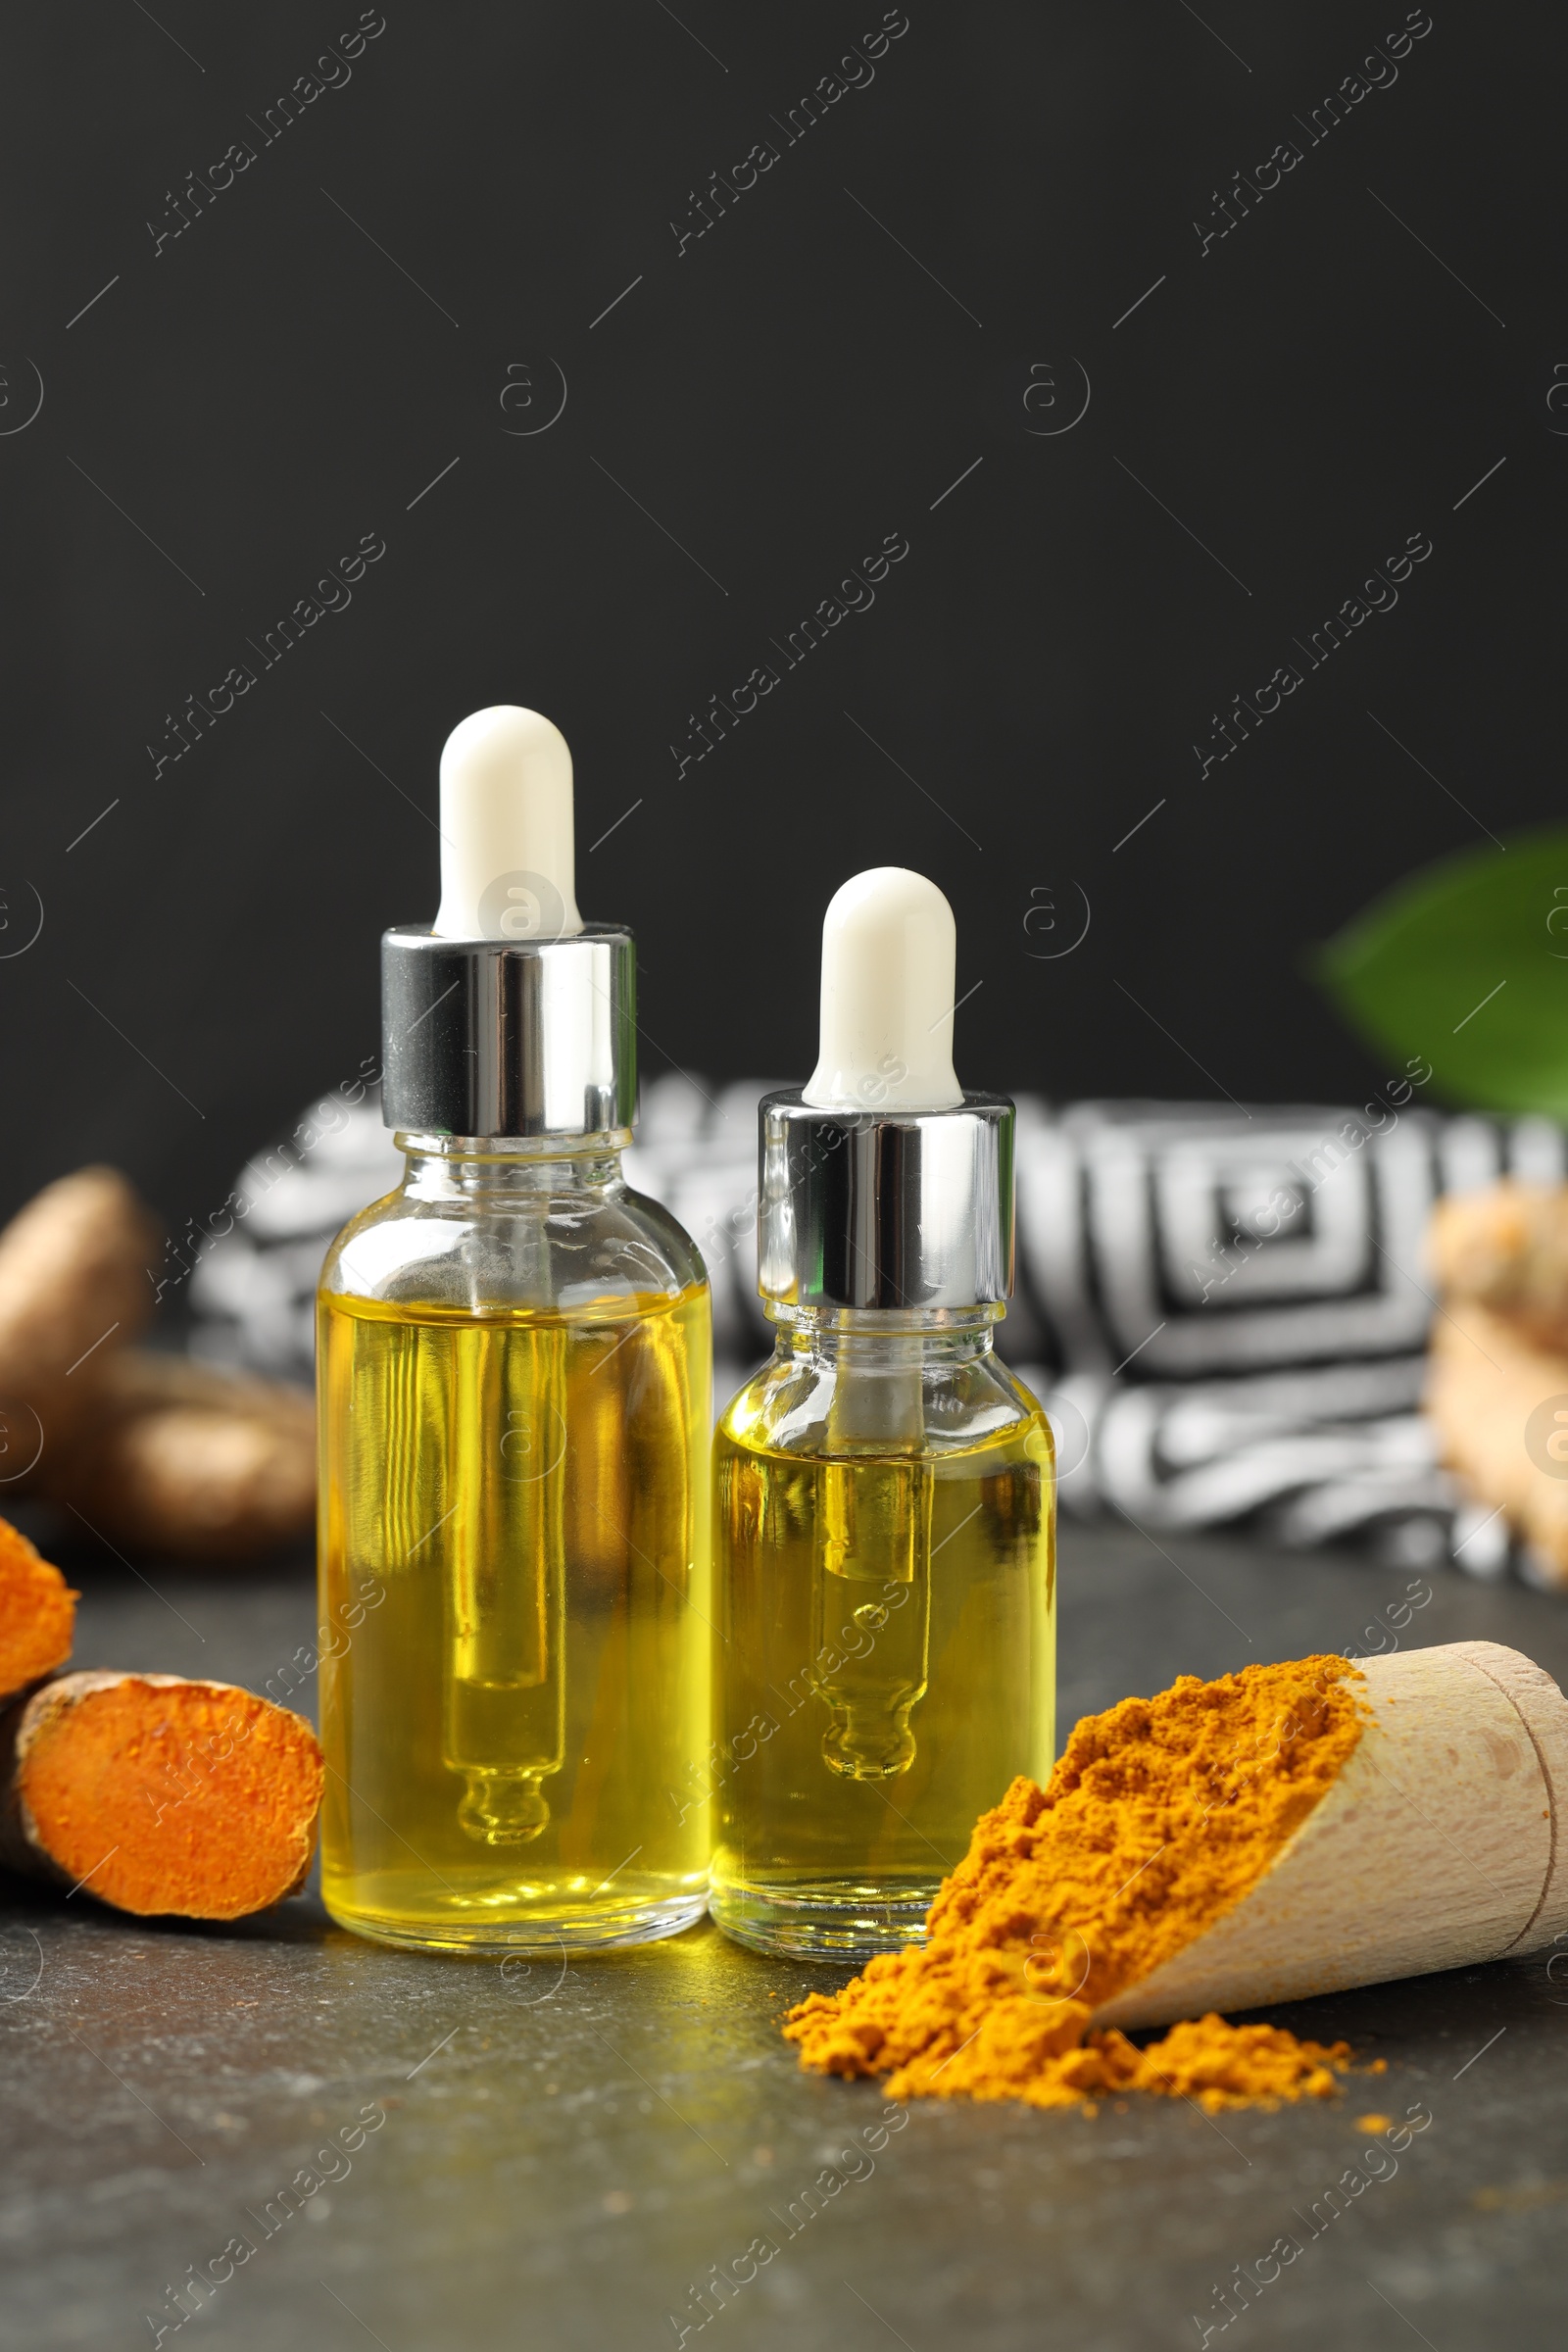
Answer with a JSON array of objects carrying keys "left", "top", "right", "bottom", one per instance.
[
  {"left": 318, "top": 707, "right": 710, "bottom": 1954},
  {"left": 710, "top": 868, "right": 1054, "bottom": 1960}
]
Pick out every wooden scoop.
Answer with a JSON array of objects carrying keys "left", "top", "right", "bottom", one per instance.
[{"left": 1096, "top": 1641, "right": 1568, "bottom": 2031}]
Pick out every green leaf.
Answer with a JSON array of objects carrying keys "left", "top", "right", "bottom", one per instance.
[{"left": 1316, "top": 829, "right": 1568, "bottom": 1117}]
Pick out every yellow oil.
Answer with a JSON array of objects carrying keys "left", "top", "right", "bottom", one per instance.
[
  {"left": 709, "top": 1411, "right": 1054, "bottom": 1957},
  {"left": 318, "top": 1283, "right": 710, "bottom": 1952}
]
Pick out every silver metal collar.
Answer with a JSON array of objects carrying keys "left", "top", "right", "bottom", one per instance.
[
  {"left": 758, "top": 1090, "right": 1014, "bottom": 1310},
  {"left": 380, "top": 926, "right": 635, "bottom": 1140}
]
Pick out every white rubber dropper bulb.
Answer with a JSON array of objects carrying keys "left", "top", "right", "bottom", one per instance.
[
  {"left": 431, "top": 705, "right": 584, "bottom": 942},
  {"left": 802, "top": 866, "right": 965, "bottom": 1112}
]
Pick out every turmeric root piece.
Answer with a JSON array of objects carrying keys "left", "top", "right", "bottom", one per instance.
[
  {"left": 45, "top": 1352, "right": 316, "bottom": 1560},
  {"left": 0, "top": 1168, "right": 158, "bottom": 1482},
  {"left": 1426, "top": 1302, "right": 1568, "bottom": 1587},
  {"left": 0, "top": 1672, "right": 322, "bottom": 1918},
  {"left": 0, "top": 1517, "right": 76, "bottom": 1702},
  {"left": 1429, "top": 1182, "right": 1568, "bottom": 1354},
  {"left": 0, "top": 1168, "right": 317, "bottom": 1557}
]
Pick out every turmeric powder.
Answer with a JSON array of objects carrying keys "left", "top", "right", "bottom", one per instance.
[{"left": 786, "top": 1654, "right": 1369, "bottom": 2112}]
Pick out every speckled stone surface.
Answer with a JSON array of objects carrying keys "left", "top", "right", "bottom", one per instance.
[{"left": 2, "top": 1520, "right": 1564, "bottom": 2352}]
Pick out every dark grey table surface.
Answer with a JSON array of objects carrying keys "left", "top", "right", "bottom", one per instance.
[{"left": 3, "top": 1516, "right": 1565, "bottom": 2352}]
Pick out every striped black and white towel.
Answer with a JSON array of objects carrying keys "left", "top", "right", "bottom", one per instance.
[{"left": 186, "top": 1080, "right": 1568, "bottom": 1588}]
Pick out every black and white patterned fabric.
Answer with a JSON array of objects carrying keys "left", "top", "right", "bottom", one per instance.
[
  {"left": 187, "top": 1080, "right": 1568, "bottom": 1589},
  {"left": 1006, "top": 1099, "right": 1566, "bottom": 1589}
]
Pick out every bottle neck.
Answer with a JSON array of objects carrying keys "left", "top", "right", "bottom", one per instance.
[
  {"left": 768, "top": 1301, "right": 999, "bottom": 1370},
  {"left": 394, "top": 1131, "right": 626, "bottom": 1201}
]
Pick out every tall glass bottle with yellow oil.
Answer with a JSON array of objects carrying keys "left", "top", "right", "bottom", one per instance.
[
  {"left": 710, "top": 869, "right": 1054, "bottom": 1960},
  {"left": 318, "top": 708, "right": 710, "bottom": 1953}
]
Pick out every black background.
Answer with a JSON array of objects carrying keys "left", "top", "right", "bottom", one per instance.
[{"left": 1, "top": 2, "right": 1556, "bottom": 1242}]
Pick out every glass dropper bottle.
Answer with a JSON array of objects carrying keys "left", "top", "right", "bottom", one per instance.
[
  {"left": 710, "top": 867, "right": 1055, "bottom": 1960},
  {"left": 317, "top": 706, "right": 711, "bottom": 1954}
]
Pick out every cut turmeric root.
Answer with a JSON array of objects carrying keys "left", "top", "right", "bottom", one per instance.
[
  {"left": 0, "top": 1672, "right": 322, "bottom": 1918},
  {"left": 0, "top": 1517, "right": 77, "bottom": 1704}
]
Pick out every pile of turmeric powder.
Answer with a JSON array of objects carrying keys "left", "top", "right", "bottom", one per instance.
[{"left": 786, "top": 1655, "right": 1375, "bottom": 2113}]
